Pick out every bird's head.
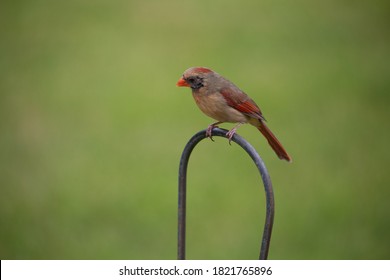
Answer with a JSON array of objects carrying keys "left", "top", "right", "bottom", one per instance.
[{"left": 176, "top": 67, "right": 214, "bottom": 90}]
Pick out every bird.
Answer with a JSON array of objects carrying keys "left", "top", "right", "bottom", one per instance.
[{"left": 176, "top": 66, "right": 292, "bottom": 162}]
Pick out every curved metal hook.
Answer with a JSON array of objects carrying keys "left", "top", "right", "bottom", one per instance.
[{"left": 178, "top": 128, "right": 275, "bottom": 260}]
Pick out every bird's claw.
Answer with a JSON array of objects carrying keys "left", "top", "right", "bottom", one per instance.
[
  {"left": 206, "top": 125, "right": 218, "bottom": 141},
  {"left": 226, "top": 129, "right": 236, "bottom": 145}
]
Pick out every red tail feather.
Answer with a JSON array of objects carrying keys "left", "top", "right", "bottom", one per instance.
[{"left": 257, "top": 122, "right": 292, "bottom": 162}]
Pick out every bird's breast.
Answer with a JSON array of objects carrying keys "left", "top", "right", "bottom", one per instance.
[{"left": 192, "top": 92, "right": 248, "bottom": 123}]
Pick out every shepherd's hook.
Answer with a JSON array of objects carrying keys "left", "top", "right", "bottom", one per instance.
[{"left": 178, "top": 128, "right": 275, "bottom": 260}]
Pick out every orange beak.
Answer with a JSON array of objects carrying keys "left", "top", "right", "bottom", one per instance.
[{"left": 176, "top": 77, "right": 190, "bottom": 87}]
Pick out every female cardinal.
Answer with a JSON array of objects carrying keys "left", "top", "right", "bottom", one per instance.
[{"left": 177, "top": 66, "right": 292, "bottom": 162}]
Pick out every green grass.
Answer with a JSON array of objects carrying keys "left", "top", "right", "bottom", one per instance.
[{"left": 1, "top": 0, "right": 389, "bottom": 259}]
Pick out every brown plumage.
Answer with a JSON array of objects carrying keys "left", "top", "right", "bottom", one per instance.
[{"left": 177, "top": 66, "right": 292, "bottom": 162}]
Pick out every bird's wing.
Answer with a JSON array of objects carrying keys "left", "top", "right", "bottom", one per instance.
[{"left": 220, "top": 88, "right": 265, "bottom": 121}]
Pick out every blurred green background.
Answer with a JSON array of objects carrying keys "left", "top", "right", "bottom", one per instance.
[{"left": 1, "top": 0, "right": 389, "bottom": 259}]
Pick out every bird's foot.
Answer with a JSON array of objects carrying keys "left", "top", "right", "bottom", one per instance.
[
  {"left": 206, "top": 125, "right": 218, "bottom": 141},
  {"left": 226, "top": 128, "right": 237, "bottom": 145},
  {"left": 226, "top": 122, "right": 244, "bottom": 145},
  {"left": 206, "top": 122, "right": 223, "bottom": 141}
]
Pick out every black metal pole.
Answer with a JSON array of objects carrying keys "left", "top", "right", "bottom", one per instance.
[{"left": 178, "top": 128, "right": 275, "bottom": 260}]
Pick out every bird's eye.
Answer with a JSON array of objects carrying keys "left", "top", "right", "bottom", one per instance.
[{"left": 186, "top": 76, "right": 203, "bottom": 90}]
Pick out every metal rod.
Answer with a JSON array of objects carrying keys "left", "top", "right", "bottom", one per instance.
[{"left": 178, "top": 127, "right": 275, "bottom": 260}]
